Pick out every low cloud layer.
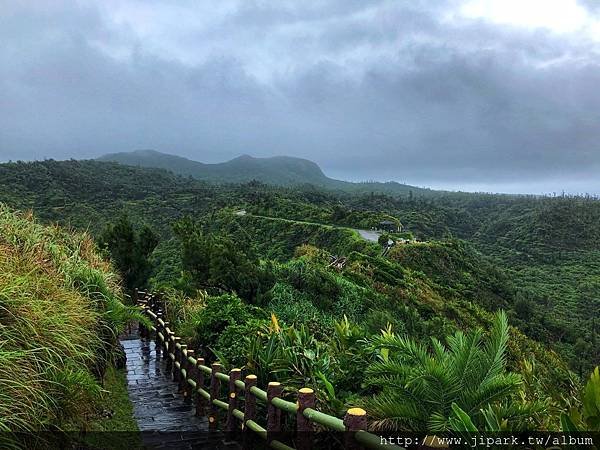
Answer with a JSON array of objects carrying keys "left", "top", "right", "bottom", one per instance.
[{"left": 1, "top": 0, "right": 600, "bottom": 194}]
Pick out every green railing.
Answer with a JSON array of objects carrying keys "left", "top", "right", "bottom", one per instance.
[{"left": 135, "top": 289, "right": 404, "bottom": 450}]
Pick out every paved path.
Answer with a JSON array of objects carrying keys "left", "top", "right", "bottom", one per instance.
[
  {"left": 235, "top": 212, "right": 383, "bottom": 243},
  {"left": 354, "top": 229, "right": 381, "bottom": 242},
  {"left": 121, "top": 334, "right": 237, "bottom": 449}
]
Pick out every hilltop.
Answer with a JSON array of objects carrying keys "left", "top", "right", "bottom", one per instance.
[
  {"left": 97, "top": 149, "right": 433, "bottom": 196},
  {"left": 98, "top": 150, "right": 329, "bottom": 186}
]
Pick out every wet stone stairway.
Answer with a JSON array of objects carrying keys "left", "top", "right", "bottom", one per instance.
[{"left": 121, "top": 332, "right": 237, "bottom": 449}]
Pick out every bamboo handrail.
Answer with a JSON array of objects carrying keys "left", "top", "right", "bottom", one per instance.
[{"left": 135, "top": 289, "right": 403, "bottom": 450}]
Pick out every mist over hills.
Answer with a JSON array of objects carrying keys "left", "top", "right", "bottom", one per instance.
[{"left": 98, "top": 150, "right": 433, "bottom": 196}]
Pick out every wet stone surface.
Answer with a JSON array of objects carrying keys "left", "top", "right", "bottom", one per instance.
[{"left": 120, "top": 334, "right": 238, "bottom": 449}]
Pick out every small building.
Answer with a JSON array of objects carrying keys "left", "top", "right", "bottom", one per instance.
[{"left": 378, "top": 220, "right": 401, "bottom": 233}]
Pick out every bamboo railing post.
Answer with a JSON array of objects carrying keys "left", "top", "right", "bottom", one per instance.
[
  {"left": 148, "top": 294, "right": 155, "bottom": 312},
  {"left": 139, "top": 306, "right": 147, "bottom": 338},
  {"left": 155, "top": 312, "right": 163, "bottom": 355},
  {"left": 209, "top": 363, "right": 222, "bottom": 430},
  {"left": 145, "top": 306, "right": 151, "bottom": 339},
  {"left": 296, "top": 387, "right": 315, "bottom": 450},
  {"left": 195, "top": 357, "right": 206, "bottom": 417},
  {"left": 161, "top": 323, "right": 168, "bottom": 348},
  {"left": 226, "top": 368, "right": 242, "bottom": 433},
  {"left": 267, "top": 381, "right": 283, "bottom": 445},
  {"left": 172, "top": 337, "right": 181, "bottom": 381},
  {"left": 178, "top": 344, "right": 187, "bottom": 392},
  {"left": 183, "top": 349, "right": 194, "bottom": 404},
  {"left": 344, "top": 408, "right": 367, "bottom": 450},
  {"left": 144, "top": 295, "right": 151, "bottom": 339},
  {"left": 163, "top": 328, "right": 171, "bottom": 360},
  {"left": 243, "top": 374, "right": 257, "bottom": 450},
  {"left": 165, "top": 332, "right": 174, "bottom": 370},
  {"left": 164, "top": 333, "right": 171, "bottom": 370}
]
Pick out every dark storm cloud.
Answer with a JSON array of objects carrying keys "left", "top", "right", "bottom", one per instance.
[{"left": 1, "top": 0, "right": 600, "bottom": 193}]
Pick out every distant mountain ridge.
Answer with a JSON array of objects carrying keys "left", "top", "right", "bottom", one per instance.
[
  {"left": 97, "top": 149, "right": 431, "bottom": 196},
  {"left": 98, "top": 150, "right": 330, "bottom": 186}
]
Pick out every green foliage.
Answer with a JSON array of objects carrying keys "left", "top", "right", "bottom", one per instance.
[
  {"left": 2, "top": 160, "right": 597, "bottom": 432},
  {"left": 238, "top": 214, "right": 376, "bottom": 260},
  {"left": 183, "top": 293, "right": 261, "bottom": 355},
  {"left": 561, "top": 367, "right": 600, "bottom": 432},
  {"left": 173, "top": 218, "right": 272, "bottom": 302},
  {"left": 0, "top": 205, "right": 133, "bottom": 439},
  {"left": 378, "top": 233, "right": 391, "bottom": 246},
  {"left": 363, "top": 312, "right": 540, "bottom": 432},
  {"left": 99, "top": 215, "right": 158, "bottom": 292},
  {"left": 448, "top": 403, "right": 479, "bottom": 432},
  {"left": 247, "top": 322, "right": 333, "bottom": 390},
  {"left": 240, "top": 314, "right": 371, "bottom": 415},
  {"left": 212, "top": 319, "right": 266, "bottom": 368},
  {"left": 582, "top": 367, "right": 600, "bottom": 430},
  {"left": 267, "top": 282, "right": 335, "bottom": 335}
]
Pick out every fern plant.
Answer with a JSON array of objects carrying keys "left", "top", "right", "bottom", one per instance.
[{"left": 363, "top": 311, "right": 538, "bottom": 432}]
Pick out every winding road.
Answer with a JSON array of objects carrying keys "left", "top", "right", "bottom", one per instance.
[
  {"left": 354, "top": 229, "right": 381, "bottom": 242},
  {"left": 233, "top": 211, "right": 382, "bottom": 243}
]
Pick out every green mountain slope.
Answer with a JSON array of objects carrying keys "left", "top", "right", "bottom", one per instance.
[
  {"left": 97, "top": 149, "right": 433, "bottom": 196},
  {"left": 99, "top": 150, "right": 331, "bottom": 186},
  {"left": 168, "top": 209, "right": 574, "bottom": 422},
  {"left": 0, "top": 159, "right": 597, "bottom": 377}
]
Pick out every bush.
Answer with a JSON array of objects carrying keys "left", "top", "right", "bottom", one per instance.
[
  {"left": 0, "top": 205, "right": 135, "bottom": 436},
  {"left": 213, "top": 319, "right": 267, "bottom": 368},
  {"left": 187, "top": 294, "right": 261, "bottom": 354},
  {"left": 267, "top": 282, "right": 334, "bottom": 338}
]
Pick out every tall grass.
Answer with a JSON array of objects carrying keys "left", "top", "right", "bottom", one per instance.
[{"left": 0, "top": 204, "right": 139, "bottom": 442}]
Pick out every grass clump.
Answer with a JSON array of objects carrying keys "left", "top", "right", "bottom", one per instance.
[
  {"left": 0, "top": 205, "right": 139, "bottom": 444},
  {"left": 83, "top": 366, "right": 142, "bottom": 449}
]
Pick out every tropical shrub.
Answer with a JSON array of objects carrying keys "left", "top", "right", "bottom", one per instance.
[
  {"left": 363, "top": 311, "right": 541, "bottom": 432},
  {"left": 183, "top": 293, "right": 262, "bottom": 355}
]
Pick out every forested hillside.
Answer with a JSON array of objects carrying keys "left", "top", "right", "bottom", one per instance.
[
  {"left": 1, "top": 159, "right": 599, "bottom": 433},
  {"left": 99, "top": 150, "right": 333, "bottom": 187}
]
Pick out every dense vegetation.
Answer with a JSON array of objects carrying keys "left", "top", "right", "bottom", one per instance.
[
  {"left": 0, "top": 204, "right": 140, "bottom": 448},
  {"left": 1, "top": 159, "right": 599, "bottom": 433}
]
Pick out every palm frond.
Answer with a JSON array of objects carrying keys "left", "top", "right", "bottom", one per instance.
[
  {"left": 447, "top": 328, "right": 483, "bottom": 384},
  {"left": 480, "top": 311, "right": 510, "bottom": 386},
  {"left": 463, "top": 373, "right": 522, "bottom": 414},
  {"left": 372, "top": 334, "right": 431, "bottom": 366}
]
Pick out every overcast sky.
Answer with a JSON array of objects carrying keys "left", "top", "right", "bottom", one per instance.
[{"left": 1, "top": 1, "right": 600, "bottom": 194}]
